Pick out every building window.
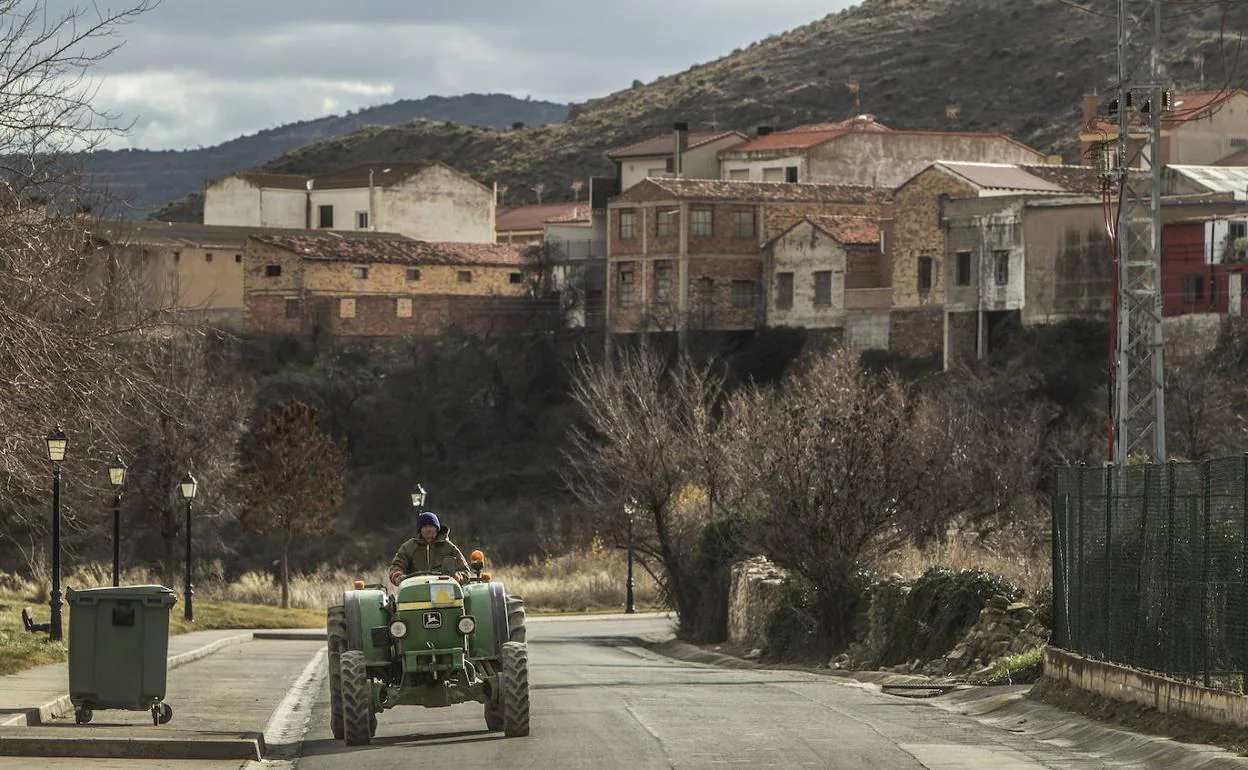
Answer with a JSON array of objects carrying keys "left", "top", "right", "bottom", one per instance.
[
  {"left": 775, "top": 272, "right": 794, "bottom": 310},
  {"left": 508, "top": 272, "right": 524, "bottom": 284},
  {"left": 727, "top": 169, "right": 750, "bottom": 181},
  {"left": 654, "top": 264, "right": 672, "bottom": 302},
  {"left": 994, "top": 251, "right": 1010, "bottom": 286},
  {"left": 234, "top": 254, "right": 242, "bottom": 263},
  {"left": 318, "top": 205, "right": 334, "bottom": 228},
  {"left": 1231, "top": 222, "right": 1248, "bottom": 240},
  {"left": 339, "top": 298, "right": 356, "bottom": 318},
  {"left": 955, "top": 251, "right": 972, "bottom": 286},
  {"left": 396, "top": 298, "right": 413, "bottom": 318},
  {"left": 733, "top": 210, "right": 755, "bottom": 239},
  {"left": 731, "top": 280, "right": 757, "bottom": 309},
  {"left": 695, "top": 277, "right": 714, "bottom": 305},
  {"left": 648, "top": 167, "right": 667, "bottom": 177},
  {"left": 619, "top": 210, "right": 637, "bottom": 240},
  {"left": 785, "top": 166, "right": 799, "bottom": 183},
  {"left": 356, "top": 211, "right": 369, "bottom": 229},
  {"left": 265, "top": 264, "right": 282, "bottom": 278},
  {"left": 618, "top": 265, "right": 635, "bottom": 308},
  {"left": 457, "top": 270, "right": 473, "bottom": 283},
  {"left": 690, "top": 208, "right": 713, "bottom": 237},
  {"left": 352, "top": 265, "right": 370, "bottom": 280},
  {"left": 204, "top": 252, "right": 213, "bottom": 263},
  {"left": 813, "top": 271, "right": 832, "bottom": 306},
  {"left": 762, "top": 167, "right": 785, "bottom": 182},
  {"left": 1183, "top": 273, "right": 1205, "bottom": 302},
  {"left": 284, "top": 298, "right": 299, "bottom": 318},
  {"left": 656, "top": 209, "right": 678, "bottom": 237},
  {"left": 407, "top": 268, "right": 422, "bottom": 281},
  {"left": 918, "top": 256, "right": 933, "bottom": 293}
]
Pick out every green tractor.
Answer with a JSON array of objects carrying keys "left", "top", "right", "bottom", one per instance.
[{"left": 326, "top": 550, "right": 528, "bottom": 745}]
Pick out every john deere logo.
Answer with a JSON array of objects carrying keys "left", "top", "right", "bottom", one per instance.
[{"left": 423, "top": 611, "right": 441, "bottom": 629}]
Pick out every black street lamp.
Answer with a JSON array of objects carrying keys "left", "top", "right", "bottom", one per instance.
[
  {"left": 108, "top": 454, "right": 127, "bottom": 588},
  {"left": 45, "top": 426, "right": 68, "bottom": 641},
  {"left": 410, "top": 484, "right": 427, "bottom": 512},
  {"left": 178, "top": 472, "right": 198, "bottom": 622},
  {"left": 624, "top": 498, "right": 637, "bottom": 615}
]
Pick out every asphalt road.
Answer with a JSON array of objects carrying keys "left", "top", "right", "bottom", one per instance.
[{"left": 295, "top": 614, "right": 1125, "bottom": 770}]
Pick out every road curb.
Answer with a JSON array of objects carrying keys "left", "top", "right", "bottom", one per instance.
[
  {"left": 0, "top": 731, "right": 265, "bottom": 761},
  {"left": 2, "top": 631, "right": 255, "bottom": 728},
  {"left": 254, "top": 630, "right": 327, "bottom": 641}
]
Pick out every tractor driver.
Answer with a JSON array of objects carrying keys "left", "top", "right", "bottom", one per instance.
[{"left": 389, "top": 511, "right": 471, "bottom": 586}]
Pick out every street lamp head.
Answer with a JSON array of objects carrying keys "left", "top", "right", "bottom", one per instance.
[
  {"left": 108, "top": 454, "right": 127, "bottom": 487},
  {"left": 45, "top": 426, "right": 67, "bottom": 463},
  {"left": 410, "top": 484, "right": 426, "bottom": 509},
  {"left": 178, "top": 471, "right": 198, "bottom": 501}
]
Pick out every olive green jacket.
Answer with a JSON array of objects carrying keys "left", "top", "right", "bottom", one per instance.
[{"left": 389, "top": 527, "right": 469, "bottom": 578}]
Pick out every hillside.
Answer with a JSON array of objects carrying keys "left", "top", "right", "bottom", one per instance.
[
  {"left": 153, "top": 0, "right": 1242, "bottom": 221},
  {"left": 88, "top": 93, "right": 566, "bottom": 216}
]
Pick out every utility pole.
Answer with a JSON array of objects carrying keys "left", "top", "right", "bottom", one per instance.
[{"left": 1110, "top": 0, "right": 1168, "bottom": 464}]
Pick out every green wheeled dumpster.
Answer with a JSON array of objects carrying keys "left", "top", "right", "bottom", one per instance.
[{"left": 66, "top": 585, "right": 177, "bottom": 725}]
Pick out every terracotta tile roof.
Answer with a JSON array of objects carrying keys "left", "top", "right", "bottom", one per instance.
[
  {"left": 1215, "top": 147, "right": 1248, "bottom": 166},
  {"left": 496, "top": 202, "right": 584, "bottom": 232},
  {"left": 1018, "top": 164, "right": 1103, "bottom": 194},
  {"left": 252, "top": 232, "right": 528, "bottom": 267},
  {"left": 615, "top": 178, "right": 892, "bottom": 205},
  {"left": 545, "top": 205, "right": 592, "bottom": 224},
  {"left": 607, "top": 130, "right": 748, "bottom": 159},
  {"left": 723, "top": 128, "right": 848, "bottom": 153},
  {"left": 92, "top": 220, "right": 410, "bottom": 248},
  {"left": 807, "top": 215, "right": 882, "bottom": 245},
  {"left": 719, "top": 117, "right": 1042, "bottom": 156},
  {"left": 935, "top": 162, "right": 1066, "bottom": 192}
]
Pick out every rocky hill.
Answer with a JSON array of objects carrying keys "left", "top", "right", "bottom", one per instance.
[
  {"left": 153, "top": 0, "right": 1240, "bottom": 221},
  {"left": 88, "top": 93, "right": 566, "bottom": 216}
]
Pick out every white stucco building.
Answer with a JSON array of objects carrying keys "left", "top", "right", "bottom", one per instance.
[
  {"left": 607, "top": 125, "right": 747, "bottom": 191},
  {"left": 203, "top": 161, "right": 496, "bottom": 243}
]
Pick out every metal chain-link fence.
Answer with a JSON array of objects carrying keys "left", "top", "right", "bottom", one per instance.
[{"left": 1052, "top": 457, "right": 1248, "bottom": 691}]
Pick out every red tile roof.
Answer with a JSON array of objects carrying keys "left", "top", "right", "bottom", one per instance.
[
  {"left": 252, "top": 233, "right": 527, "bottom": 267},
  {"left": 607, "top": 130, "right": 748, "bottom": 159},
  {"left": 615, "top": 178, "right": 892, "bottom": 205},
  {"left": 1018, "top": 164, "right": 1103, "bottom": 194},
  {"left": 496, "top": 202, "right": 583, "bottom": 232},
  {"left": 545, "top": 205, "right": 592, "bottom": 224},
  {"left": 1215, "top": 147, "right": 1248, "bottom": 167},
  {"left": 722, "top": 118, "right": 1040, "bottom": 156},
  {"left": 808, "top": 216, "right": 882, "bottom": 245}
]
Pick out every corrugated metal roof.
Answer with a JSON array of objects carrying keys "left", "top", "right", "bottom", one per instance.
[
  {"left": 1168, "top": 165, "right": 1248, "bottom": 200},
  {"left": 937, "top": 162, "right": 1066, "bottom": 192}
]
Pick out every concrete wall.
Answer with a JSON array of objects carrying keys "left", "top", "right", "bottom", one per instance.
[
  {"left": 1022, "top": 201, "right": 1112, "bottom": 325},
  {"left": 308, "top": 188, "right": 370, "bottom": 230},
  {"left": 719, "top": 154, "right": 807, "bottom": 183},
  {"left": 204, "top": 177, "right": 308, "bottom": 228},
  {"left": 845, "top": 310, "right": 890, "bottom": 350},
  {"left": 805, "top": 133, "right": 1046, "bottom": 188},
  {"left": 942, "top": 196, "right": 1027, "bottom": 313},
  {"left": 1045, "top": 646, "right": 1248, "bottom": 729},
  {"left": 374, "top": 165, "right": 495, "bottom": 243},
  {"left": 619, "top": 159, "right": 670, "bottom": 192},
  {"left": 765, "top": 220, "right": 847, "bottom": 329},
  {"left": 1167, "top": 93, "right": 1248, "bottom": 165},
  {"left": 619, "top": 136, "right": 751, "bottom": 190}
]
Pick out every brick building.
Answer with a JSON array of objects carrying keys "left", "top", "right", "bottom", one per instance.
[
  {"left": 605, "top": 178, "right": 891, "bottom": 341},
  {"left": 243, "top": 231, "right": 533, "bottom": 338}
]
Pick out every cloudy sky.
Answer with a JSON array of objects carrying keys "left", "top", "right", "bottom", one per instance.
[{"left": 47, "top": 0, "right": 856, "bottom": 151}]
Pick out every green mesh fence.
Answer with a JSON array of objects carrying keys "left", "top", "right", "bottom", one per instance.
[{"left": 1052, "top": 457, "right": 1248, "bottom": 691}]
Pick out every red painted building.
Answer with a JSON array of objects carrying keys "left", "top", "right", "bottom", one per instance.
[{"left": 1162, "top": 216, "right": 1248, "bottom": 317}]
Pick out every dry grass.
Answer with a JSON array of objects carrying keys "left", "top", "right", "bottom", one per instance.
[{"left": 872, "top": 537, "right": 1050, "bottom": 599}]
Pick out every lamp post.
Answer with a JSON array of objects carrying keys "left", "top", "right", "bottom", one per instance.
[
  {"left": 45, "top": 427, "right": 68, "bottom": 641},
  {"left": 178, "top": 472, "right": 198, "bottom": 622},
  {"left": 410, "top": 483, "right": 427, "bottom": 512},
  {"left": 108, "top": 455, "right": 127, "bottom": 587},
  {"left": 624, "top": 499, "right": 637, "bottom": 614}
]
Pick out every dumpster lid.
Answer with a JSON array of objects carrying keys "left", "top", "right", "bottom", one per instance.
[{"left": 66, "top": 585, "right": 178, "bottom": 605}]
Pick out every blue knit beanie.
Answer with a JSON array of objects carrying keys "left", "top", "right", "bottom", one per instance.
[{"left": 416, "top": 512, "right": 441, "bottom": 531}]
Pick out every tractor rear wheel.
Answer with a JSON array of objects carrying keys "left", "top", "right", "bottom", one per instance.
[
  {"left": 501, "top": 641, "right": 529, "bottom": 737},
  {"left": 326, "top": 605, "right": 347, "bottom": 740},
  {"left": 506, "top": 595, "right": 526, "bottom": 643},
  {"left": 340, "top": 650, "right": 373, "bottom": 746}
]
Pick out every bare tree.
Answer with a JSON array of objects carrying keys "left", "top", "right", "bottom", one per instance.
[
  {"left": 729, "top": 348, "right": 973, "bottom": 647},
  {"left": 531, "top": 182, "right": 545, "bottom": 204},
  {"left": 497, "top": 184, "right": 508, "bottom": 206},
  {"left": 234, "top": 401, "right": 347, "bottom": 609},
  {"left": 570, "top": 180, "right": 584, "bottom": 201},
  {"left": 1166, "top": 322, "right": 1247, "bottom": 460},
  {"left": 564, "top": 346, "right": 727, "bottom": 635}
]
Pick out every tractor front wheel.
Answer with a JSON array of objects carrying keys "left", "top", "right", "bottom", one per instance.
[
  {"left": 501, "top": 641, "right": 530, "bottom": 737},
  {"left": 506, "top": 595, "right": 526, "bottom": 643},
  {"left": 340, "top": 650, "right": 374, "bottom": 746},
  {"left": 327, "top": 605, "right": 347, "bottom": 740}
]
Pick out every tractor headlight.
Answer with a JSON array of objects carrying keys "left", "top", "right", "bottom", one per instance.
[
  {"left": 457, "top": 615, "right": 476, "bottom": 634},
  {"left": 389, "top": 620, "right": 408, "bottom": 639}
]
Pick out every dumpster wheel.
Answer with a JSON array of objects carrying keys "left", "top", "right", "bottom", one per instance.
[
  {"left": 151, "top": 702, "right": 172, "bottom": 726},
  {"left": 74, "top": 706, "right": 92, "bottom": 724}
]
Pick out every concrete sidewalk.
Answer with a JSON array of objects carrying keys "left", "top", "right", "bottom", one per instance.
[{"left": 0, "top": 629, "right": 327, "bottom": 761}]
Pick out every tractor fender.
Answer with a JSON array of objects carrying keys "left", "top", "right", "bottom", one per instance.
[{"left": 342, "top": 589, "right": 390, "bottom": 665}]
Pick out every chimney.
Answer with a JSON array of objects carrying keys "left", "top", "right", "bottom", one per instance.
[
  {"left": 757, "top": 126, "right": 774, "bottom": 136},
  {"left": 673, "top": 122, "right": 689, "bottom": 179},
  {"left": 1082, "top": 90, "right": 1099, "bottom": 129}
]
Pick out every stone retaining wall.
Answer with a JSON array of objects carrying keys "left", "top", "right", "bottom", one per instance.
[{"left": 727, "top": 557, "right": 787, "bottom": 648}]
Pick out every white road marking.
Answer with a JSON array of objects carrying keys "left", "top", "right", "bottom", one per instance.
[
  {"left": 900, "top": 744, "right": 1050, "bottom": 769},
  {"left": 242, "top": 647, "right": 328, "bottom": 770}
]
